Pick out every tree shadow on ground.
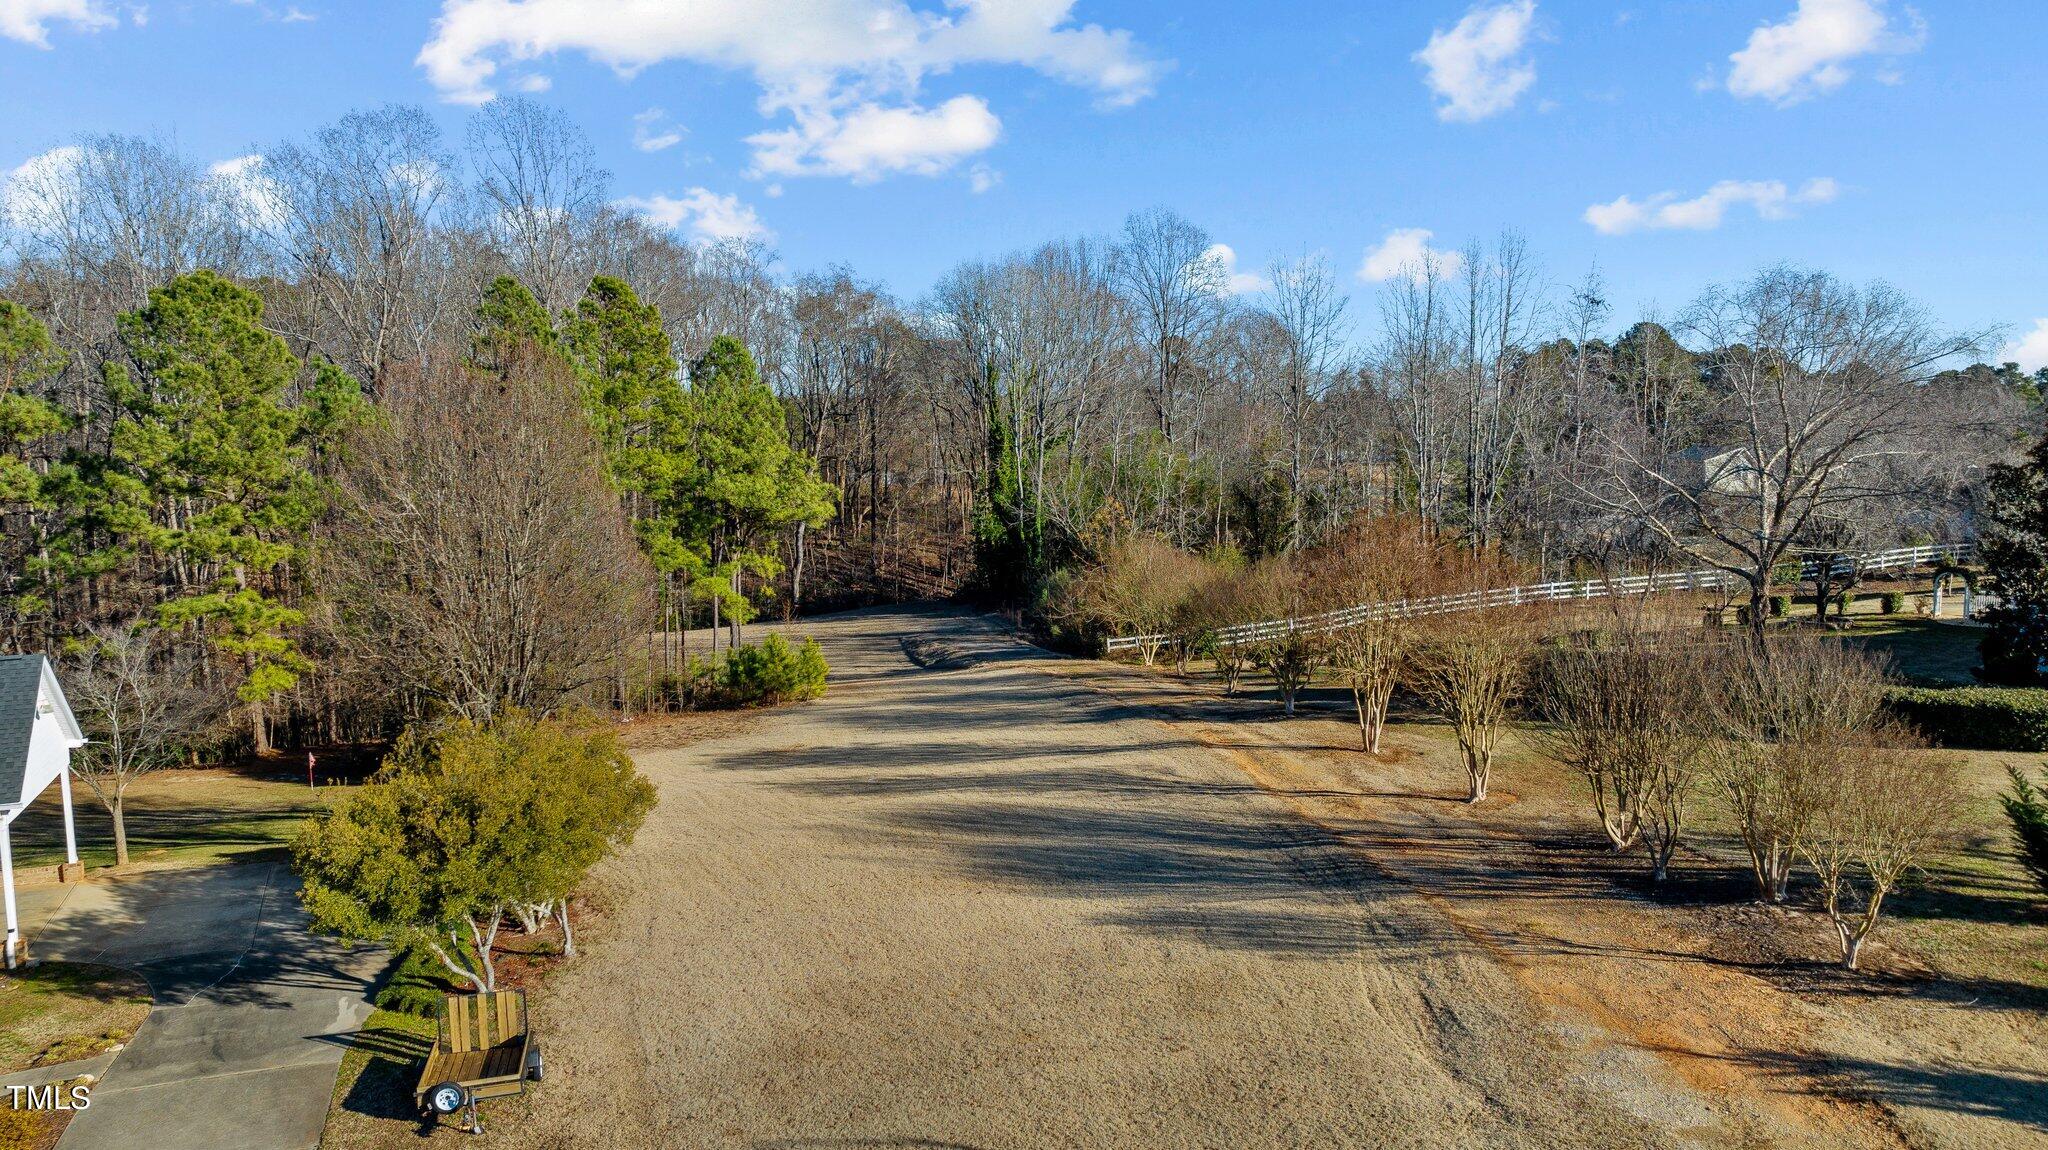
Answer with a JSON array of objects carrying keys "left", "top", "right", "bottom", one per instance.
[
  {"left": 1676, "top": 1045, "right": 2048, "bottom": 1133},
  {"left": 30, "top": 863, "right": 377, "bottom": 1010},
  {"left": 328, "top": 1020, "right": 438, "bottom": 1131}
]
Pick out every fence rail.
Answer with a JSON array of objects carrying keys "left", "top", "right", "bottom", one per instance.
[{"left": 1103, "top": 542, "right": 1974, "bottom": 654}]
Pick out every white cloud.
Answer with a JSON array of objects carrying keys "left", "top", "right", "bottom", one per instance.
[
  {"left": 2003, "top": 319, "right": 2048, "bottom": 374},
  {"left": 0, "top": 0, "right": 115, "bottom": 46},
  {"left": 966, "top": 162, "right": 1000, "bottom": 194},
  {"left": 617, "top": 188, "right": 771, "bottom": 245},
  {"left": 2, "top": 145, "right": 82, "bottom": 229},
  {"left": 1414, "top": 0, "right": 1538, "bottom": 122},
  {"left": 1357, "top": 227, "right": 1461, "bottom": 283},
  {"left": 416, "top": 0, "right": 1161, "bottom": 182},
  {"left": 1726, "top": 0, "right": 1922, "bottom": 104},
  {"left": 1204, "top": 243, "right": 1268, "bottom": 296},
  {"left": 747, "top": 95, "right": 1000, "bottom": 182},
  {"left": 1583, "top": 177, "right": 1838, "bottom": 235},
  {"left": 632, "top": 107, "right": 685, "bottom": 153},
  {"left": 209, "top": 154, "right": 287, "bottom": 232}
]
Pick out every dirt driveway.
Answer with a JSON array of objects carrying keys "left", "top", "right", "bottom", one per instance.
[{"left": 498, "top": 605, "right": 1903, "bottom": 1149}]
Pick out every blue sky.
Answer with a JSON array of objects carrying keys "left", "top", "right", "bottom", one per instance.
[{"left": 3, "top": 0, "right": 2045, "bottom": 364}]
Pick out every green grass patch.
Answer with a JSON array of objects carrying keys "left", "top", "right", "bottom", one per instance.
[
  {"left": 0, "top": 962, "right": 151, "bottom": 1076},
  {"left": 1839, "top": 616, "right": 1985, "bottom": 686},
  {"left": 320, "top": 1006, "right": 439, "bottom": 1149},
  {"left": 8, "top": 771, "right": 326, "bottom": 871}
]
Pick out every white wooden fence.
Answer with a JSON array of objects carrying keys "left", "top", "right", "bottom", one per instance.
[{"left": 1103, "top": 542, "right": 1974, "bottom": 654}]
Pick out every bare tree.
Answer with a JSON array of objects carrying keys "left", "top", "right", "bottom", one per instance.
[
  {"left": 1266, "top": 254, "right": 1349, "bottom": 550},
  {"left": 1576, "top": 267, "right": 1986, "bottom": 641},
  {"left": 259, "top": 105, "right": 459, "bottom": 389},
  {"left": 64, "top": 624, "right": 222, "bottom": 865},
  {"left": 1538, "top": 605, "right": 1711, "bottom": 878},
  {"left": 1375, "top": 251, "right": 1461, "bottom": 532},
  {"left": 327, "top": 347, "right": 653, "bottom": 719},
  {"left": 1412, "top": 553, "right": 1544, "bottom": 803},
  {"left": 1798, "top": 728, "right": 1965, "bottom": 970},
  {"left": 1708, "top": 630, "right": 1890, "bottom": 903},
  {"left": 464, "top": 96, "right": 610, "bottom": 312},
  {"left": 1308, "top": 513, "right": 1438, "bottom": 753},
  {"left": 1238, "top": 557, "right": 1317, "bottom": 714}
]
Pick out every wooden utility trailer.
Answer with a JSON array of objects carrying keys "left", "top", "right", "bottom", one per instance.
[{"left": 415, "top": 990, "right": 542, "bottom": 1134}]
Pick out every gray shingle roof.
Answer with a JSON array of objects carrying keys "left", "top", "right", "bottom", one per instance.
[{"left": 0, "top": 654, "right": 50, "bottom": 809}]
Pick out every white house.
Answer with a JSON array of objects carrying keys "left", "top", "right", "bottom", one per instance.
[{"left": 0, "top": 654, "right": 85, "bottom": 969}]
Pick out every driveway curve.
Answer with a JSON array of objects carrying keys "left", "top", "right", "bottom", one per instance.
[{"left": 32, "top": 860, "right": 381, "bottom": 1150}]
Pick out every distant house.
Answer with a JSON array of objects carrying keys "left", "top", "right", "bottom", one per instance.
[
  {"left": 1680, "top": 444, "right": 1765, "bottom": 497},
  {"left": 0, "top": 654, "right": 85, "bottom": 969}
]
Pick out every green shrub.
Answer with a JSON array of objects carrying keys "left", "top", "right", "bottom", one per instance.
[
  {"left": 1771, "top": 561, "right": 1801, "bottom": 587},
  {"left": 1769, "top": 594, "right": 1791, "bottom": 618},
  {"left": 1882, "top": 591, "right": 1906, "bottom": 615},
  {"left": 1884, "top": 686, "right": 2048, "bottom": 751},
  {"left": 718, "top": 634, "right": 829, "bottom": 706},
  {"left": 2001, "top": 765, "right": 2048, "bottom": 899}
]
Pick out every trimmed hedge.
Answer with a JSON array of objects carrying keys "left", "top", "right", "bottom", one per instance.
[
  {"left": 1769, "top": 594, "right": 1791, "bottom": 618},
  {"left": 1885, "top": 686, "right": 2048, "bottom": 751},
  {"left": 1882, "top": 591, "right": 1906, "bottom": 615}
]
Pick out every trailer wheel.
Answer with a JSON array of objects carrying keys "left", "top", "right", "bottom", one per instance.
[
  {"left": 426, "top": 1082, "right": 467, "bottom": 1115},
  {"left": 526, "top": 1048, "right": 544, "bottom": 1083}
]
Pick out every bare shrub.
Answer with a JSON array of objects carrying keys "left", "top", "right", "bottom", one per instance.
[
  {"left": 1169, "top": 550, "right": 1248, "bottom": 678},
  {"left": 1708, "top": 631, "right": 1889, "bottom": 903},
  {"left": 1067, "top": 535, "right": 1208, "bottom": 666},
  {"left": 1306, "top": 514, "right": 1440, "bottom": 753},
  {"left": 1539, "top": 606, "right": 1711, "bottom": 878},
  {"left": 1797, "top": 726, "right": 1966, "bottom": 970},
  {"left": 1238, "top": 558, "right": 1318, "bottom": 714}
]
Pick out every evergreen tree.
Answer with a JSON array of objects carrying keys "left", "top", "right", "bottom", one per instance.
[
  {"left": 684, "top": 336, "right": 834, "bottom": 640},
  {"left": 0, "top": 301, "right": 70, "bottom": 646},
  {"left": 562, "top": 275, "right": 699, "bottom": 576},
  {"left": 2002, "top": 764, "right": 2048, "bottom": 900},
  {"left": 471, "top": 275, "right": 557, "bottom": 371},
  {"left": 971, "top": 363, "right": 1033, "bottom": 601},
  {"left": 76, "top": 271, "right": 362, "bottom": 748},
  {"left": 1978, "top": 431, "right": 2048, "bottom": 684}
]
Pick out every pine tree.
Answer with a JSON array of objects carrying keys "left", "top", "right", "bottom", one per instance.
[
  {"left": 1978, "top": 432, "right": 2048, "bottom": 683},
  {"left": 83, "top": 271, "right": 362, "bottom": 749},
  {"left": 564, "top": 275, "right": 706, "bottom": 681},
  {"left": 2003, "top": 764, "right": 2048, "bottom": 900},
  {"left": 0, "top": 301, "right": 70, "bottom": 647},
  {"left": 471, "top": 275, "right": 558, "bottom": 372},
  {"left": 684, "top": 336, "right": 834, "bottom": 645}
]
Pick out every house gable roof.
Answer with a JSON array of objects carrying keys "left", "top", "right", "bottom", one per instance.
[{"left": 0, "top": 654, "right": 84, "bottom": 811}]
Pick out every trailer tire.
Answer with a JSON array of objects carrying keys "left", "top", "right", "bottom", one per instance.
[
  {"left": 426, "top": 1081, "right": 467, "bottom": 1115},
  {"left": 526, "top": 1048, "right": 544, "bottom": 1082}
]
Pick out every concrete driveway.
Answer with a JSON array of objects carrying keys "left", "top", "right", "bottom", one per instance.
[{"left": 26, "top": 860, "right": 382, "bottom": 1150}]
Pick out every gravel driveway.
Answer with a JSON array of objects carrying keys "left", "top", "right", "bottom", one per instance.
[{"left": 500, "top": 606, "right": 1752, "bottom": 1149}]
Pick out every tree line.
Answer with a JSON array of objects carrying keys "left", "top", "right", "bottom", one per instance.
[{"left": 3, "top": 97, "right": 2038, "bottom": 759}]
